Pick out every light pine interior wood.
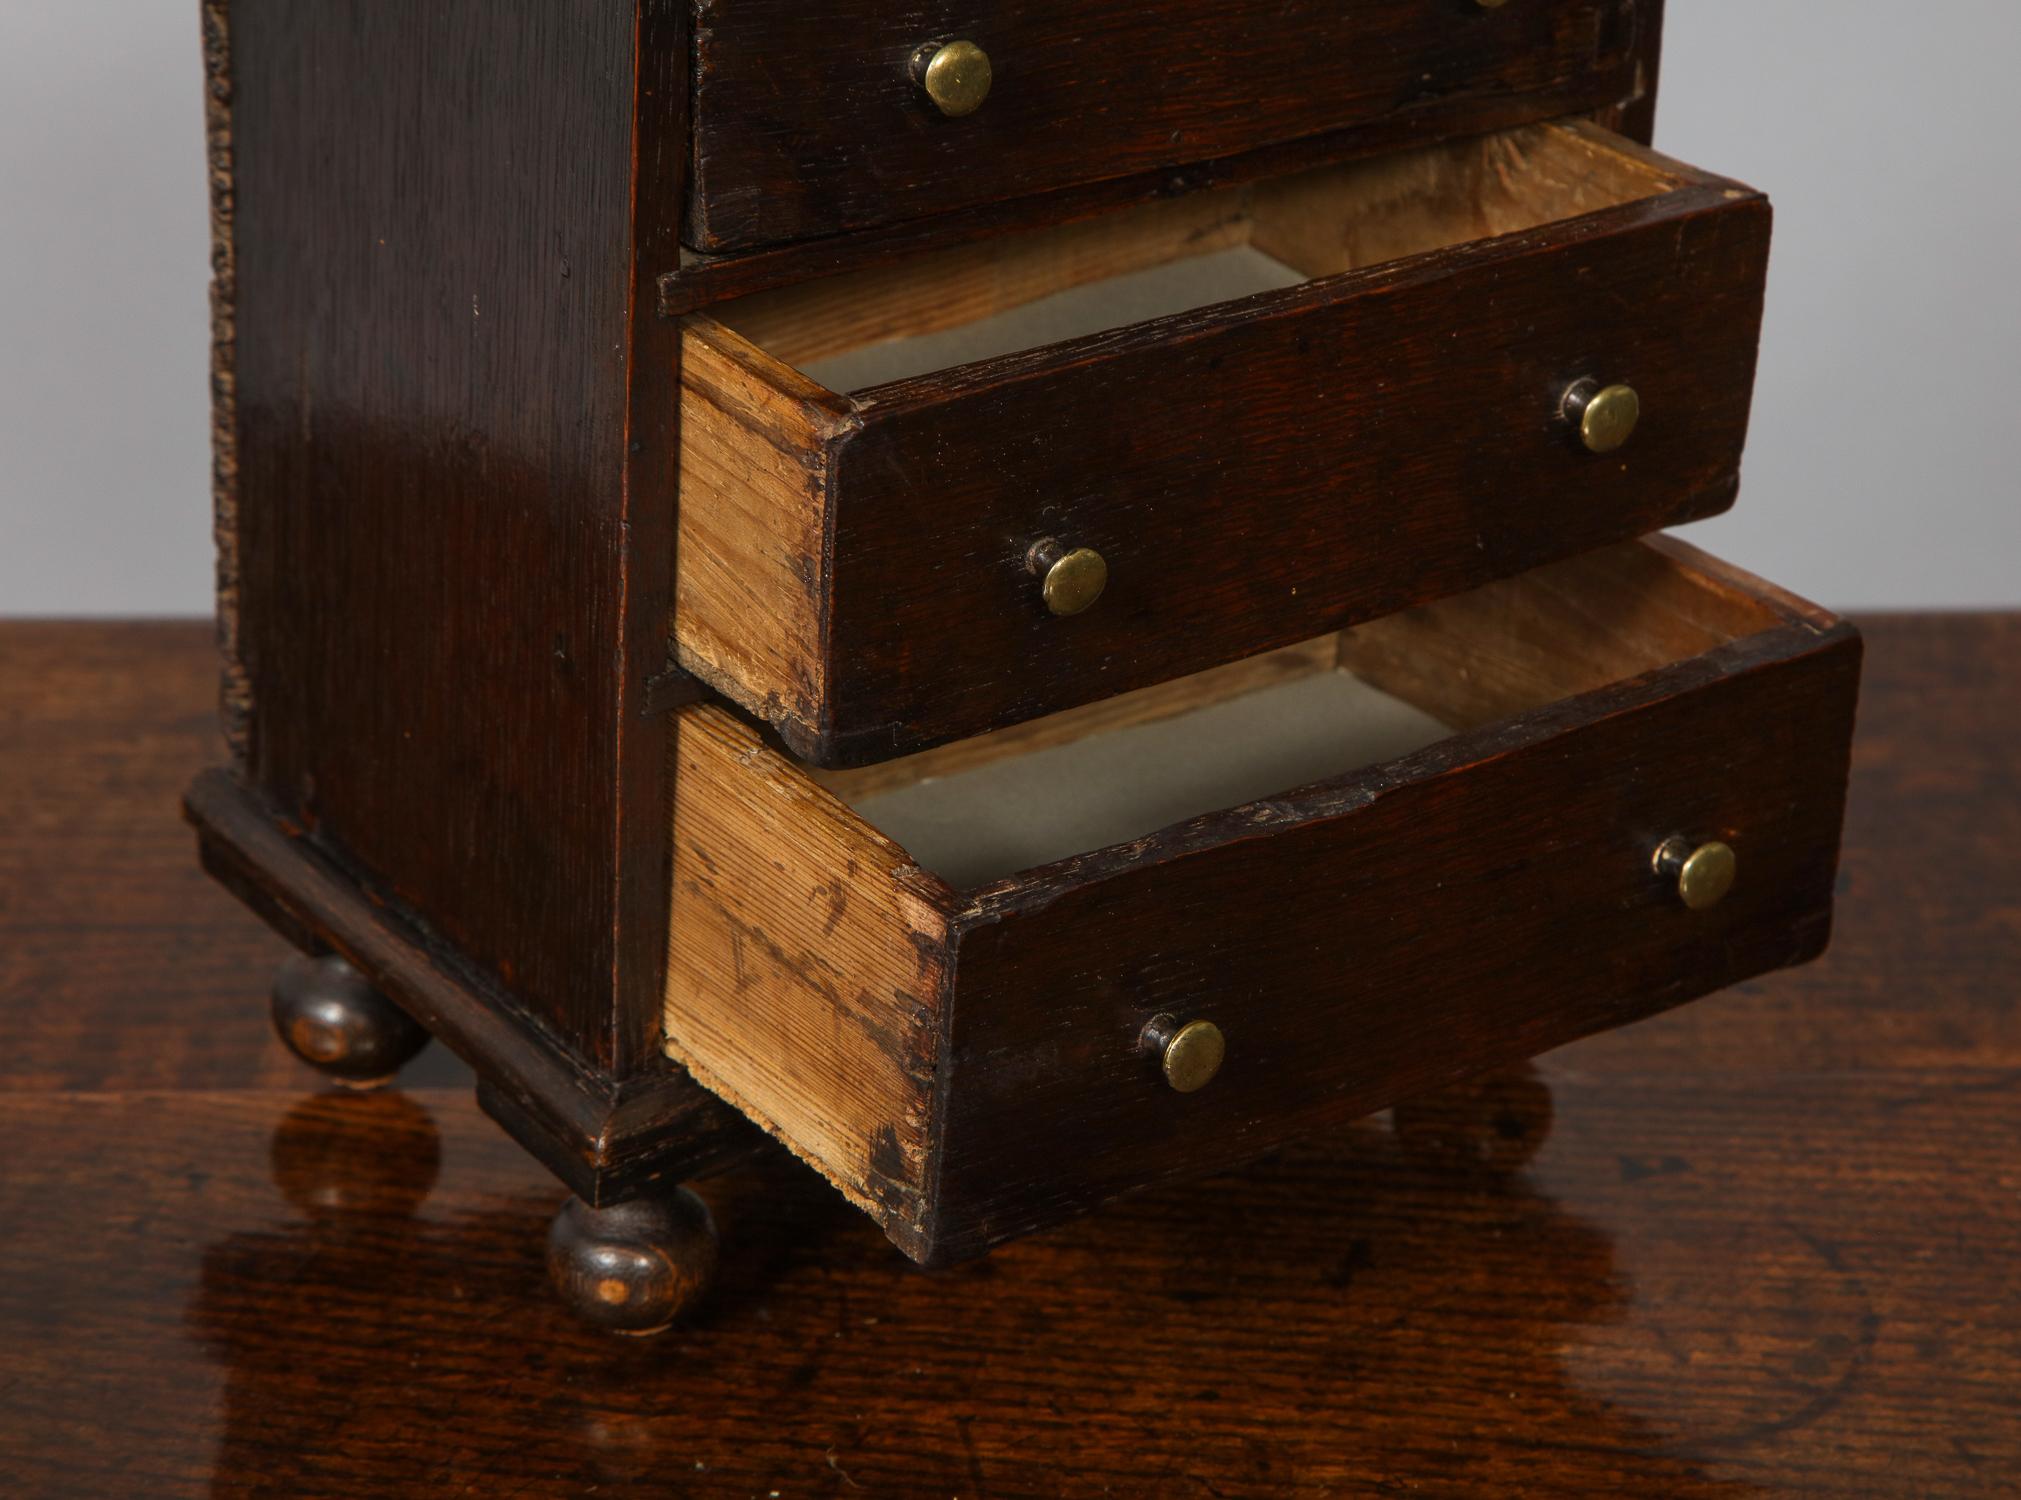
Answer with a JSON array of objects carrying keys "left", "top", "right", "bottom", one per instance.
[
  {"left": 1245, "top": 118, "right": 1680, "bottom": 280},
  {"left": 702, "top": 120, "right": 1691, "bottom": 391},
  {"left": 664, "top": 705, "right": 955, "bottom": 1233},
  {"left": 812, "top": 539, "right": 1793, "bottom": 884},
  {"left": 674, "top": 321, "right": 852, "bottom": 734},
  {"left": 796, "top": 247, "right": 1308, "bottom": 394},
  {"left": 829, "top": 670, "right": 1453, "bottom": 888},
  {"left": 816, "top": 636, "right": 1342, "bottom": 802},
  {"left": 1335, "top": 536, "right": 1793, "bottom": 732}
]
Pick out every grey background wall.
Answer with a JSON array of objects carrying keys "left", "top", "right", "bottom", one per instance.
[{"left": 2, "top": 3, "right": 2016, "bottom": 615}]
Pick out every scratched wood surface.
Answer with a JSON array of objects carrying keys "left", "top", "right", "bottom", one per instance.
[{"left": 0, "top": 615, "right": 2017, "bottom": 1496}]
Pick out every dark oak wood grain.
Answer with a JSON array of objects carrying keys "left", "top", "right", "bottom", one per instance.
[
  {"left": 686, "top": 0, "right": 1642, "bottom": 251},
  {"left": 1598, "top": 0, "right": 1665, "bottom": 143},
  {"left": 662, "top": 93, "right": 1652, "bottom": 317},
  {"left": 0, "top": 615, "right": 2012, "bottom": 1495},
  {"left": 661, "top": 0, "right": 1667, "bottom": 315},
  {"left": 218, "top": 0, "right": 685, "bottom": 1077},
  {"left": 936, "top": 608, "right": 1858, "bottom": 1261}
]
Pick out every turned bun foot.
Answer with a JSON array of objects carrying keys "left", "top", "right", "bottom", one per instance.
[
  {"left": 271, "top": 953, "right": 431, "bottom": 1088},
  {"left": 548, "top": 1191, "right": 719, "bottom": 1336}
]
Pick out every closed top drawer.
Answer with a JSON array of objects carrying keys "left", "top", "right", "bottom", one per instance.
[
  {"left": 663, "top": 537, "right": 1862, "bottom": 1265},
  {"left": 685, "top": 0, "right": 1644, "bottom": 251},
  {"left": 676, "top": 122, "right": 1772, "bottom": 766}
]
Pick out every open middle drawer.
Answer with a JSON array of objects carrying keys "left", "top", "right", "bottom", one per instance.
[
  {"left": 677, "top": 120, "right": 1773, "bottom": 767},
  {"left": 664, "top": 538, "right": 1861, "bottom": 1265}
]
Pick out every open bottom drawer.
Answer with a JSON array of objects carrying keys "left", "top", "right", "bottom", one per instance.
[
  {"left": 678, "top": 121, "right": 1772, "bottom": 765},
  {"left": 664, "top": 538, "right": 1861, "bottom": 1264}
]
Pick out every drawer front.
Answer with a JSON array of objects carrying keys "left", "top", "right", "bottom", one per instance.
[
  {"left": 664, "top": 540, "right": 1861, "bottom": 1265},
  {"left": 689, "top": 134, "right": 1771, "bottom": 767},
  {"left": 929, "top": 587, "right": 1861, "bottom": 1260},
  {"left": 686, "top": 0, "right": 1642, "bottom": 251},
  {"left": 828, "top": 192, "right": 1767, "bottom": 766}
]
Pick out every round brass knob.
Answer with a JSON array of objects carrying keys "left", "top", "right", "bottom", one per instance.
[
  {"left": 1654, "top": 837, "right": 1736, "bottom": 911},
  {"left": 1143, "top": 1016, "right": 1226, "bottom": 1093},
  {"left": 1563, "top": 379, "right": 1642, "bottom": 454},
  {"left": 918, "top": 40, "right": 993, "bottom": 118},
  {"left": 1028, "top": 539, "right": 1108, "bottom": 616}
]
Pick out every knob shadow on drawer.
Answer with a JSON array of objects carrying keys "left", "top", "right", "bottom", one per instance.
[
  {"left": 675, "top": 121, "right": 1773, "bottom": 768},
  {"left": 662, "top": 536, "right": 1862, "bottom": 1265}
]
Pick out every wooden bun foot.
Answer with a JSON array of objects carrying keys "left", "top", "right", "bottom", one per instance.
[
  {"left": 270, "top": 953, "right": 431, "bottom": 1088},
  {"left": 547, "top": 1191, "right": 719, "bottom": 1336}
]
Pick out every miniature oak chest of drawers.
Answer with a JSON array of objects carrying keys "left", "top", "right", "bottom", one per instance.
[{"left": 187, "top": 0, "right": 1860, "bottom": 1329}]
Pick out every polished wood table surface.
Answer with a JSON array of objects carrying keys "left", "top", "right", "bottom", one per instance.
[{"left": 1, "top": 616, "right": 2017, "bottom": 1497}]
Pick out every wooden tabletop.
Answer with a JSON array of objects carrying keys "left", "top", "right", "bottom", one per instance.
[{"left": 1, "top": 615, "right": 2017, "bottom": 1497}]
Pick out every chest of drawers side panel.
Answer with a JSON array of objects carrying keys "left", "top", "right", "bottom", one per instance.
[{"left": 216, "top": 0, "right": 687, "bottom": 1071}]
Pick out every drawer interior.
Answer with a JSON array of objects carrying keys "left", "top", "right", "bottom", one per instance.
[
  {"left": 811, "top": 539, "right": 1802, "bottom": 890},
  {"left": 823, "top": 660, "right": 1448, "bottom": 887},
  {"left": 700, "top": 121, "right": 1689, "bottom": 395}
]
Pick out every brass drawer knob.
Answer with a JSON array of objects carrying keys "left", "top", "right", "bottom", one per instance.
[
  {"left": 1563, "top": 379, "right": 1642, "bottom": 454},
  {"left": 917, "top": 40, "right": 993, "bottom": 118},
  {"left": 1655, "top": 837, "right": 1736, "bottom": 911},
  {"left": 1143, "top": 1015, "right": 1226, "bottom": 1093},
  {"left": 1028, "top": 539, "right": 1108, "bottom": 616}
]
